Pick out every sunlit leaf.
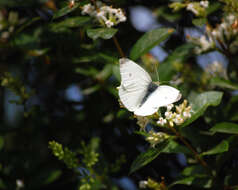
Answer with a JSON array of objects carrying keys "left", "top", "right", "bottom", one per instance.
[
  {"left": 130, "top": 28, "right": 174, "bottom": 61},
  {"left": 181, "top": 91, "right": 223, "bottom": 128},
  {"left": 87, "top": 28, "right": 118, "bottom": 40}
]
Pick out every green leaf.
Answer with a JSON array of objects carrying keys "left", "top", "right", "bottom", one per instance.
[
  {"left": 162, "top": 140, "right": 191, "bottom": 155},
  {"left": 130, "top": 28, "right": 174, "bottom": 61},
  {"left": 53, "top": 3, "right": 80, "bottom": 19},
  {"left": 210, "top": 122, "right": 238, "bottom": 134},
  {"left": 181, "top": 91, "right": 223, "bottom": 128},
  {"left": 159, "top": 43, "right": 194, "bottom": 81},
  {"left": 43, "top": 170, "right": 62, "bottom": 185},
  {"left": 50, "top": 16, "right": 91, "bottom": 32},
  {"left": 170, "top": 176, "right": 212, "bottom": 188},
  {"left": 210, "top": 77, "right": 238, "bottom": 90},
  {"left": 182, "top": 165, "right": 207, "bottom": 177},
  {"left": 86, "top": 28, "right": 118, "bottom": 40},
  {"left": 129, "top": 141, "right": 168, "bottom": 174},
  {"left": 192, "top": 18, "right": 207, "bottom": 26},
  {"left": 201, "top": 140, "right": 229, "bottom": 156}
]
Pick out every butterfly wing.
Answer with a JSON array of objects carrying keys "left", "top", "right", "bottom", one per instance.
[
  {"left": 118, "top": 58, "right": 152, "bottom": 112},
  {"left": 134, "top": 85, "right": 181, "bottom": 116}
]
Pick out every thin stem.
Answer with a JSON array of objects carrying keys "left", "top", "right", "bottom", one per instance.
[
  {"left": 90, "top": 0, "right": 125, "bottom": 57},
  {"left": 168, "top": 125, "right": 213, "bottom": 176},
  {"left": 113, "top": 36, "right": 125, "bottom": 58}
]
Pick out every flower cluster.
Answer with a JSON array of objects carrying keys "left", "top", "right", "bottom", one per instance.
[
  {"left": 146, "top": 131, "right": 169, "bottom": 147},
  {"left": 205, "top": 60, "right": 228, "bottom": 79},
  {"left": 81, "top": 1, "right": 126, "bottom": 28},
  {"left": 157, "top": 100, "right": 192, "bottom": 127},
  {"left": 211, "top": 14, "right": 238, "bottom": 53},
  {"left": 187, "top": 34, "right": 215, "bottom": 54},
  {"left": 170, "top": 1, "right": 209, "bottom": 17},
  {"left": 187, "top": 14, "right": 238, "bottom": 54},
  {"left": 186, "top": 1, "right": 209, "bottom": 16}
]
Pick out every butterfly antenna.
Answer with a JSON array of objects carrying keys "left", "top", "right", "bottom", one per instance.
[{"left": 153, "top": 62, "right": 159, "bottom": 82}]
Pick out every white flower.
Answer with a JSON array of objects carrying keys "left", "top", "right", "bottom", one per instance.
[
  {"left": 82, "top": 4, "right": 95, "bottom": 15},
  {"left": 105, "top": 20, "right": 114, "bottom": 28},
  {"left": 186, "top": 3, "right": 199, "bottom": 15},
  {"left": 227, "top": 14, "right": 235, "bottom": 24},
  {"left": 183, "top": 111, "right": 191, "bottom": 118},
  {"left": 81, "top": 1, "right": 126, "bottom": 28},
  {"left": 173, "top": 114, "right": 184, "bottom": 125},
  {"left": 139, "top": 180, "right": 148, "bottom": 188},
  {"left": 200, "top": 1, "right": 209, "bottom": 8},
  {"left": 157, "top": 117, "right": 167, "bottom": 126},
  {"left": 16, "top": 179, "right": 24, "bottom": 189},
  {"left": 165, "top": 111, "right": 172, "bottom": 119},
  {"left": 166, "top": 104, "right": 174, "bottom": 111}
]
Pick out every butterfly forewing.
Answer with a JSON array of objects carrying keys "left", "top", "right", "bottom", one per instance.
[{"left": 118, "top": 58, "right": 152, "bottom": 112}]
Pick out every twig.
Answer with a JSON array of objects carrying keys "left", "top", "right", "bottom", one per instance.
[
  {"left": 168, "top": 124, "right": 213, "bottom": 176},
  {"left": 90, "top": 0, "right": 125, "bottom": 57},
  {"left": 113, "top": 36, "right": 125, "bottom": 58}
]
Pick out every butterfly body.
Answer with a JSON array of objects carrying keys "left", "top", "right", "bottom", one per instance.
[{"left": 118, "top": 58, "right": 181, "bottom": 116}]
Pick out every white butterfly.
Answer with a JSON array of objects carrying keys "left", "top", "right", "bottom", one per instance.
[{"left": 118, "top": 58, "right": 181, "bottom": 116}]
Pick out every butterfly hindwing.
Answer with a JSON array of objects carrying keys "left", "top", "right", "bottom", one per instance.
[{"left": 134, "top": 85, "right": 181, "bottom": 116}]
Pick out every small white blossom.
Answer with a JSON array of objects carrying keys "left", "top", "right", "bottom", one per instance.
[
  {"left": 165, "top": 111, "right": 172, "bottom": 119},
  {"left": 166, "top": 104, "right": 174, "bottom": 111},
  {"left": 205, "top": 61, "right": 227, "bottom": 79},
  {"left": 173, "top": 114, "right": 184, "bottom": 125},
  {"left": 81, "top": 1, "right": 126, "bottom": 28},
  {"left": 139, "top": 180, "right": 148, "bottom": 188},
  {"left": 16, "top": 179, "right": 24, "bottom": 189},
  {"left": 81, "top": 4, "right": 95, "bottom": 15},
  {"left": 105, "top": 20, "right": 114, "bottom": 27},
  {"left": 157, "top": 117, "right": 167, "bottom": 126},
  {"left": 186, "top": 3, "right": 199, "bottom": 15},
  {"left": 1, "top": 31, "right": 9, "bottom": 39},
  {"left": 200, "top": 1, "right": 209, "bottom": 8}
]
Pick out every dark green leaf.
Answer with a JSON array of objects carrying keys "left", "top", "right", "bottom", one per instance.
[
  {"left": 43, "top": 170, "right": 62, "bottom": 185},
  {"left": 192, "top": 18, "right": 207, "bottom": 26},
  {"left": 130, "top": 28, "right": 174, "bottom": 61},
  {"left": 181, "top": 91, "right": 223, "bottom": 128},
  {"left": 50, "top": 16, "right": 91, "bottom": 32},
  {"left": 210, "top": 77, "right": 238, "bottom": 90},
  {"left": 170, "top": 177, "right": 212, "bottom": 188},
  {"left": 210, "top": 122, "right": 238, "bottom": 134},
  {"left": 162, "top": 140, "right": 191, "bottom": 155},
  {"left": 159, "top": 43, "right": 194, "bottom": 81},
  {"left": 53, "top": 3, "right": 80, "bottom": 19},
  {"left": 182, "top": 165, "right": 207, "bottom": 177},
  {"left": 0, "top": 136, "right": 4, "bottom": 150},
  {"left": 129, "top": 141, "right": 168, "bottom": 174},
  {"left": 87, "top": 28, "right": 118, "bottom": 40},
  {"left": 201, "top": 140, "right": 229, "bottom": 156}
]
